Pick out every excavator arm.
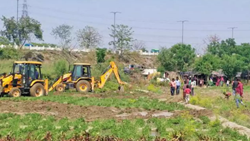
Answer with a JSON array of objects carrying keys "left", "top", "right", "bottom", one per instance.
[
  {"left": 97, "top": 61, "right": 127, "bottom": 88},
  {"left": 48, "top": 73, "right": 72, "bottom": 92}
]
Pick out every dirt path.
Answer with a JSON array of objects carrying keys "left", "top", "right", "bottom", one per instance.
[
  {"left": 0, "top": 100, "right": 176, "bottom": 122},
  {"left": 178, "top": 101, "right": 250, "bottom": 138}
]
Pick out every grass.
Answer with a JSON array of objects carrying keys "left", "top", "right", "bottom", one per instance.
[
  {"left": 190, "top": 86, "right": 250, "bottom": 128},
  {"left": 0, "top": 95, "right": 185, "bottom": 111},
  {"left": 0, "top": 60, "right": 14, "bottom": 74},
  {"left": 0, "top": 113, "right": 248, "bottom": 141}
]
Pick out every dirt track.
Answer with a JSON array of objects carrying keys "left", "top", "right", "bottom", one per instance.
[{"left": 0, "top": 100, "right": 181, "bottom": 121}]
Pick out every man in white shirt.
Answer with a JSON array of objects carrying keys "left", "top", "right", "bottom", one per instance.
[
  {"left": 191, "top": 79, "right": 196, "bottom": 96},
  {"left": 175, "top": 77, "right": 181, "bottom": 95}
]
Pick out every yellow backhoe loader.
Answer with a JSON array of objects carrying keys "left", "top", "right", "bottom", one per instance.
[
  {"left": 49, "top": 61, "right": 127, "bottom": 93},
  {"left": 0, "top": 61, "right": 48, "bottom": 97}
]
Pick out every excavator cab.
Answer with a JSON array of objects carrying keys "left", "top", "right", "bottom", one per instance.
[
  {"left": 49, "top": 63, "right": 93, "bottom": 93},
  {"left": 72, "top": 63, "right": 91, "bottom": 81},
  {"left": 0, "top": 61, "right": 48, "bottom": 97}
]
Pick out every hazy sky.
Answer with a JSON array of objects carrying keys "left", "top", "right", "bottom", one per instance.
[{"left": 0, "top": 0, "right": 249, "bottom": 53}]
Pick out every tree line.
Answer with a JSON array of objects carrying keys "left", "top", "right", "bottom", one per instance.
[
  {"left": 157, "top": 37, "right": 250, "bottom": 80},
  {"left": 0, "top": 16, "right": 147, "bottom": 55}
]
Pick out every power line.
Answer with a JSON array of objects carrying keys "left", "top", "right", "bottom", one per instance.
[
  {"left": 29, "top": 12, "right": 250, "bottom": 32},
  {"left": 29, "top": 5, "right": 250, "bottom": 25}
]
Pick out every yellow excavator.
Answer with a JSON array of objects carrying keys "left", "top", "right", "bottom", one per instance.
[
  {"left": 49, "top": 61, "right": 127, "bottom": 93},
  {"left": 0, "top": 61, "right": 48, "bottom": 97}
]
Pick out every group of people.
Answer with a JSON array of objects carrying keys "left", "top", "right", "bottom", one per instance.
[
  {"left": 232, "top": 78, "right": 247, "bottom": 108},
  {"left": 170, "top": 76, "right": 196, "bottom": 104}
]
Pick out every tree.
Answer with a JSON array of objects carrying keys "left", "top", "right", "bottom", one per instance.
[
  {"left": 77, "top": 26, "right": 102, "bottom": 49},
  {"left": 221, "top": 54, "right": 244, "bottom": 79},
  {"left": 51, "top": 24, "right": 73, "bottom": 49},
  {"left": 157, "top": 44, "right": 196, "bottom": 72},
  {"left": 157, "top": 48, "right": 177, "bottom": 72},
  {"left": 0, "top": 36, "right": 11, "bottom": 45},
  {"left": 194, "top": 54, "right": 221, "bottom": 75},
  {"left": 1, "top": 16, "right": 43, "bottom": 48},
  {"left": 109, "top": 24, "right": 134, "bottom": 55},
  {"left": 170, "top": 44, "right": 196, "bottom": 72},
  {"left": 132, "top": 40, "right": 146, "bottom": 51},
  {"left": 207, "top": 38, "right": 236, "bottom": 57}
]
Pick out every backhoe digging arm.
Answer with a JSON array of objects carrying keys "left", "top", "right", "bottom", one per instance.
[
  {"left": 110, "top": 61, "right": 127, "bottom": 85},
  {"left": 48, "top": 73, "right": 72, "bottom": 92},
  {"left": 97, "top": 61, "right": 127, "bottom": 88},
  {"left": 48, "top": 76, "right": 63, "bottom": 92}
]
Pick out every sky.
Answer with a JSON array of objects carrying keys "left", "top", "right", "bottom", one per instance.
[{"left": 0, "top": 0, "right": 249, "bottom": 54}]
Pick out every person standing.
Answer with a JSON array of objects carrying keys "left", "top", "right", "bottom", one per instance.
[
  {"left": 182, "top": 81, "right": 188, "bottom": 100},
  {"left": 175, "top": 77, "right": 181, "bottom": 95},
  {"left": 191, "top": 79, "right": 196, "bottom": 96},
  {"left": 232, "top": 78, "right": 238, "bottom": 96},
  {"left": 188, "top": 77, "right": 192, "bottom": 86},
  {"left": 220, "top": 76, "right": 224, "bottom": 87},
  {"left": 226, "top": 80, "right": 230, "bottom": 87},
  {"left": 235, "top": 78, "right": 246, "bottom": 108},
  {"left": 184, "top": 85, "right": 191, "bottom": 104},
  {"left": 170, "top": 78, "right": 176, "bottom": 96}
]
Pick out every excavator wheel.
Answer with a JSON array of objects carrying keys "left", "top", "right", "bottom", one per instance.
[
  {"left": 76, "top": 80, "right": 90, "bottom": 93},
  {"left": 55, "top": 84, "right": 65, "bottom": 92},
  {"left": 30, "top": 83, "right": 45, "bottom": 97},
  {"left": 9, "top": 87, "right": 21, "bottom": 97}
]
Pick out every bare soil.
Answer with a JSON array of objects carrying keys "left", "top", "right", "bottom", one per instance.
[{"left": 0, "top": 100, "right": 181, "bottom": 121}]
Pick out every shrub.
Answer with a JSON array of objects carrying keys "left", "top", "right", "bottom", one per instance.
[
  {"left": 147, "top": 84, "right": 159, "bottom": 93},
  {"left": 96, "top": 48, "right": 106, "bottom": 63},
  {"left": 199, "top": 116, "right": 210, "bottom": 124},
  {"left": 54, "top": 60, "right": 67, "bottom": 77},
  {"left": 209, "top": 118, "right": 221, "bottom": 127},
  {"left": 0, "top": 47, "right": 20, "bottom": 59},
  {"left": 94, "top": 81, "right": 120, "bottom": 93}
]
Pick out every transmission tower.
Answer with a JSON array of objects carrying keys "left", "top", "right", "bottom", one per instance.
[{"left": 22, "top": 0, "right": 28, "bottom": 18}]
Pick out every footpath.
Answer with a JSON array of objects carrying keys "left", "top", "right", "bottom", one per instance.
[{"left": 178, "top": 101, "right": 250, "bottom": 138}]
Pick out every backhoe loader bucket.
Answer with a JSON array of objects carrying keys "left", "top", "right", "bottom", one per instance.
[{"left": 118, "top": 85, "right": 124, "bottom": 93}]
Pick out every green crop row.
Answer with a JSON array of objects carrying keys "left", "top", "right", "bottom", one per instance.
[
  {"left": 1, "top": 95, "right": 185, "bottom": 111},
  {"left": 0, "top": 113, "right": 247, "bottom": 141}
]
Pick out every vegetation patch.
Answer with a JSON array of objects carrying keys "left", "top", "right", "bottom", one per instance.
[{"left": 0, "top": 113, "right": 247, "bottom": 141}]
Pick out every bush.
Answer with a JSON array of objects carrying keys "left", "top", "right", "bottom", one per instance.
[
  {"left": 0, "top": 47, "right": 20, "bottom": 59},
  {"left": 147, "top": 84, "right": 162, "bottom": 94},
  {"left": 190, "top": 95, "right": 212, "bottom": 108},
  {"left": 54, "top": 60, "right": 68, "bottom": 77},
  {"left": 96, "top": 48, "right": 106, "bottom": 63},
  {"left": 209, "top": 118, "right": 221, "bottom": 127},
  {"left": 199, "top": 116, "right": 210, "bottom": 124},
  {"left": 94, "top": 81, "right": 120, "bottom": 93}
]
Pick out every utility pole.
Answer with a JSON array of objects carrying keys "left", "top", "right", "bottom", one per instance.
[
  {"left": 17, "top": 0, "right": 19, "bottom": 23},
  {"left": 178, "top": 20, "right": 188, "bottom": 45},
  {"left": 22, "top": 0, "right": 29, "bottom": 18},
  {"left": 228, "top": 27, "right": 237, "bottom": 38},
  {"left": 111, "top": 11, "right": 121, "bottom": 49}
]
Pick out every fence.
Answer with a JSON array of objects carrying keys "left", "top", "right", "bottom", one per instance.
[
  {"left": 0, "top": 44, "right": 159, "bottom": 55},
  {"left": 0, "top": 44, "right": 90, "bottom": 52},
  {"left": 138, "top": 50, "right": 159, "bottom": 56}
]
